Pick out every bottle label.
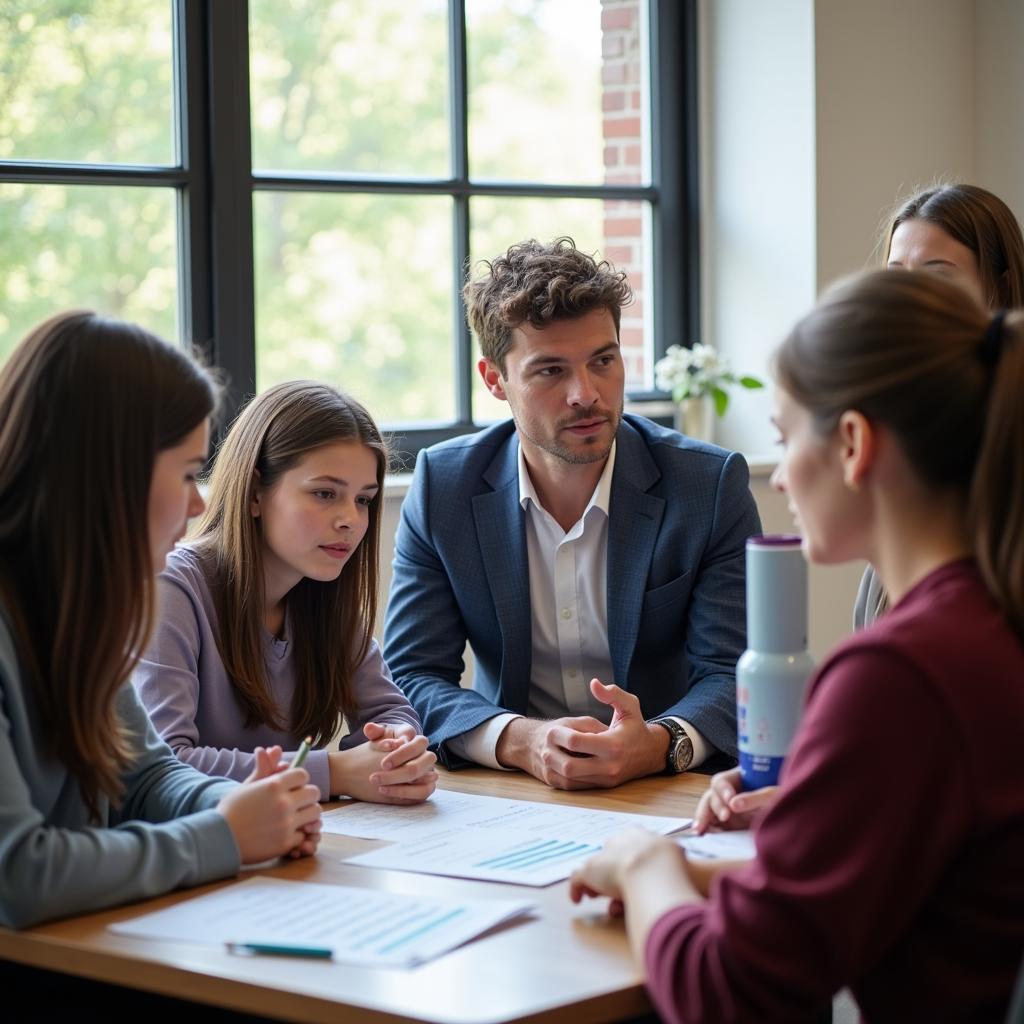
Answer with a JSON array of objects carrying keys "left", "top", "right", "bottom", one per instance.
[{"left": 739, "top": 750, "right": 784, "bottom": 788}]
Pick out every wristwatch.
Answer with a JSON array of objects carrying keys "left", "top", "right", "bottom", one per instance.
[{"left": 651, "top": 718, "right": 694, "bottom": 774}]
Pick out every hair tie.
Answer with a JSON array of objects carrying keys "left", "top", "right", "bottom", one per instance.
[{"left": 979, "top": 310, "right": 1007, "bottom": 367}]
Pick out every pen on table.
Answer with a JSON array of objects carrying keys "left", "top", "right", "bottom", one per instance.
[
  {"left": 291, "top": 735, "right": 312, "bottom": 769},
  {"left": 226, "top": 941, "right": 333, "bottom": 959}
]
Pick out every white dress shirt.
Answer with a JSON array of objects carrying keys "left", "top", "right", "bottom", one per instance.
[{"left": 447, "top": 441, "right": 709, "bottom": 769}]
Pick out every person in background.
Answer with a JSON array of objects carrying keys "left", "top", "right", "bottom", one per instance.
[
  {"left": 0, "top": 312, "right": 322, "bottom": 930},
  {"left": 135, "top": 381, "right": 437, "bottom": 806},
  {"left": 569, "top": 270, "right": 1024, "bottom": 1022},
  {"left": 384, "top": 237, "right": 761, "bottom": 788},
  {"left": 855, "top": 182, "right": 1024, "bottom": 628}
]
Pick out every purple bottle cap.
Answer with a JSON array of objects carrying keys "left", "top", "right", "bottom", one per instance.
[{"left": 746, "top": 534, "right": 803, "bottom": 548}]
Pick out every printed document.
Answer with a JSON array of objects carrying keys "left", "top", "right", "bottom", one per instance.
[
  {"left": 110, "top": 876, "right": 534, "bottom": 968},
  {"left": 323, "top": 789, "right": 691, "bottom": 886}
]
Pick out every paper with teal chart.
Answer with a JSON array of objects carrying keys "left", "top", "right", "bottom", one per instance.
[
  {"left": 325, "top": 789, "right": 691, "bottom": 886},
  {"left": 109, "top": 876, "right": 534, "bottom": 969}
]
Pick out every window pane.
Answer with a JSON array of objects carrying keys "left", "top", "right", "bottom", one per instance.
[
  {"left": 469, "top": 196, "right": 649, "bottom": 421},
  {"left": 253, "top": 192, "right": 454, "bottom": 424},
  {"left": 0, "top": 184, "right": 178, "bottom": 363},
  {"left": 0, "top": 1, "right": 175, "bottom": 165},
  {"left": 468, "top": 0, "right": 647, "bottom": 185},
  {"left": 250, "top": 0, "right": 449, "bottom": 176}
]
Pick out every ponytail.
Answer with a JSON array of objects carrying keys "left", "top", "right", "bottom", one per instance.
[{"left": 969, "top": 310, "right": 1024, "bottom": 639}]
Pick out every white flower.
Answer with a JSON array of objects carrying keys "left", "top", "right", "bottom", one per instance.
[{"left": 654, "top": 341, "right": 763, "bottom": 416}]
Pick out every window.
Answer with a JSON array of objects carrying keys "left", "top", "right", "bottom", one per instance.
[
  {"left": 0, "top": 1, "right": 180, "bottom": 355},
  {"left": 0, "top": 0, "right": 697, "bottom": 458}
]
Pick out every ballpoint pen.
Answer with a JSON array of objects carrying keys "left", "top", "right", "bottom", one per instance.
[
  {"left": 291, "top": 735, "right": 312, "bottom": 768},
  {"left": 226, "top": 941, "right": 332, "bottom": 959}
]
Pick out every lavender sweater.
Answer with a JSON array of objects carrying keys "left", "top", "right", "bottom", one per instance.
[{"left": 134, "top": 546, "right": 421, "bottom": 800}]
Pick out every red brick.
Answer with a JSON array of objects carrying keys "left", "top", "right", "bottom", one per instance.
[
  {"left": 603, "top": 116, "right": 641, "bottom": 139},
  {"left": 602, "top": 90, "right": 626, "bottom": 112},
  {"left": 603, "top": 145, "right": 619, "bottom": 167},
  {"left": 602, "top": 8, "right": 635, "bottom": 31},
  {"left": 602, "top": 63, "right": 627, "bottom": 85},
  {"left": 624, "top": 145, "right": 642, "bottom": 165},
  {"left": 619, "top": 327, "right": 644, "bottom": 347},
  {"left": 604, "top": 217, "right": 643, "bottom": 237},
  {"left": 602, "top": 35, "right": 624, "bottom": 58},
  {"left": 630, "top": 89, "right": 642, "bottom": 109}
]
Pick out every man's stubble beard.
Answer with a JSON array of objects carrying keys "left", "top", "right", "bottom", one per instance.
[{"left": 513, "top": 402, "right": 623, "bottom": 466}]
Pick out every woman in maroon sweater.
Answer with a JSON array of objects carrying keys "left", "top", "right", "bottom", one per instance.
[{"left": 570, "top": 270, "right": 1024, "bottom": 1022}]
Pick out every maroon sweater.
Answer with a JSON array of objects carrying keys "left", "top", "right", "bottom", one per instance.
[{"left": 646, "top": 561, "right": 1024, "bottom": 1023}]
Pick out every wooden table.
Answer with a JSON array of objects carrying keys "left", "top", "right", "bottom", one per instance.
[{"left": 0, "top": 769, "right": 709, "bottom": 1024}]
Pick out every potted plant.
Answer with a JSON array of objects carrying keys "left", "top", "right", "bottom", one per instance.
[{"left": 654, "top": 343, "right": 763, "bottom": 441}]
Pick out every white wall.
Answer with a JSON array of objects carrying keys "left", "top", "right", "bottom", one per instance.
[
  {"left": 814, "top": 0, "right": 976, "bottom": 288},
  {"left": 975, "top": 0, "right": 1024, "bottom": 216},
  {"left": 699, "top": 0, "right": 817, "bottom": 462}
]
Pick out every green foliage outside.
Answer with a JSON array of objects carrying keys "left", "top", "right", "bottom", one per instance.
[
  {"left": 1, "top": 0, "right": 617, "bottom": 426},
  {"left": 0, "top": 0, "right": 177, "bottom": 360}
]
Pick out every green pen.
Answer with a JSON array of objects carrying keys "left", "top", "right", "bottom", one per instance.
[
  {"left": 227, "top": 941, "right": 332, "bottom": 959},
  {"left": 291, "top": 735, "right": 312, "bottom": 769}
]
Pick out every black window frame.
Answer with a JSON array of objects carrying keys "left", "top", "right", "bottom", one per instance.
[{"left": 0, "top": 0, "right": 698, "bottom": 460}]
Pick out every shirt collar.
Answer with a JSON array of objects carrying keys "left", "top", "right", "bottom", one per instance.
[{"left": 518, "top": 440, "right": 617, "bottom": 521}]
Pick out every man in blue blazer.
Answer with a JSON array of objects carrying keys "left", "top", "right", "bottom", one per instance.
[{"left": 384, "top": 238, "right": 761, "bottom": 789}]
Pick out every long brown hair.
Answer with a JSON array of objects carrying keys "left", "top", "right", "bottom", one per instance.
[
  {"left": 775, "top": 270, "right": 1024, "bottom": 638},
  {"left": 882, "top": 183, "right": 1024, "bottom": 308},
  {"left": 0, "top": 311, "right": 219, "bottom": 817},
  {"left": 191, "top": 381, "right": 387, "bottom": 744}
]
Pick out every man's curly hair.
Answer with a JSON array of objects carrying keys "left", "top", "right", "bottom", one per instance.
[{"left": 462, "top": 237, "right": 633, "bottom": 374}]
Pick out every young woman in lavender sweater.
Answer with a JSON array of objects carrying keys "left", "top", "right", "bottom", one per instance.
[{"left": 135, "top": 381, "right": 437, "bottom": 805}]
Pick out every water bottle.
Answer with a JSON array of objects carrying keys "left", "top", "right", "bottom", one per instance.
[{"left": 737, "top": 535, "right": 815, "bottom": 789}]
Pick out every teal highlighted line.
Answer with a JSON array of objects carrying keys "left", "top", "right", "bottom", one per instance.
[
  {"left": 475, "top": 839, "right": 600, "bottom": 871},
  {"left": 476, "top": 839, "right": 559, "bottom": 868},
  {"left": 375, "top": 908, "right": 467, "bottom": 954}
]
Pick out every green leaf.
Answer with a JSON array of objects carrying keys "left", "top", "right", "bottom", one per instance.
[
  {"left": 739, "top": 376, "right": 764, "bottom": 389},
  {"left": 711, "top": 386, "right": 729, "bottom": 417}
]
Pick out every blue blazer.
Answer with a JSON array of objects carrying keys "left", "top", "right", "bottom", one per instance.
[{"left": 383, "top": 415, "right": 761, "bottom": 768}]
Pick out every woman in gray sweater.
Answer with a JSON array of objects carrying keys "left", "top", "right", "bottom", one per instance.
[{"left": 0, "top": 311, "right": 322, "bottom": 929}]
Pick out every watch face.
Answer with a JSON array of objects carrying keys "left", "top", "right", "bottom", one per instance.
[{"left": 671, "top": 734, "right": 693, "bottom": 772}]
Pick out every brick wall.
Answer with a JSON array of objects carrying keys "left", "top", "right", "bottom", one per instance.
[{"left": 601, "top": 0, "right": 646, "bottom": 390}]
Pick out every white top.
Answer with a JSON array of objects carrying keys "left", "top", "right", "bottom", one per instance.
[{"left": 448, "top": 442, "right": 709, "bottom": 770}]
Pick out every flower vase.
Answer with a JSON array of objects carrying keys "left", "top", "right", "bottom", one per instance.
[{"left": 675, "top": 396, "right": 715, "bottom": 442}]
